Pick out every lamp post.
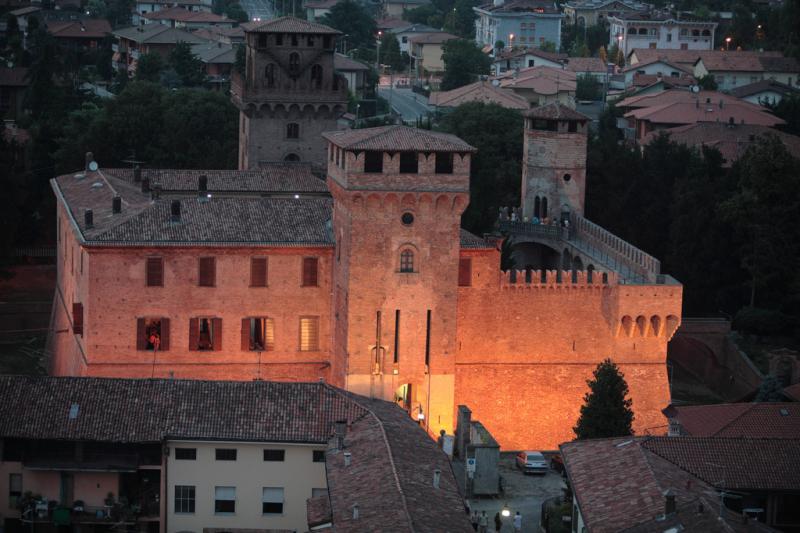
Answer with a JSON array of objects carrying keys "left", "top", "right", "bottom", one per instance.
[
  {"left": 376, "top": 30, "right": 383, "bottom": 72},
  {"left": 508, "top": 33, "right": 515, "bottom": 49},
  {"left": 617, "top": 33, "right": 623, "bottom": 65},
  {"left": 501, "top": 504, "right": 511, "bottom": 517},
  {"left": 725, "top": 36, "right": 732, "bottom": 50}
]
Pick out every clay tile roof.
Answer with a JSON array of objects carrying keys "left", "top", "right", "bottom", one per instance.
[
  {"left": 114, "top": 24, "right": 209, "bottom": 45},
  {"left": 323, "top": 125, "right": 476, "bottom": 152},
  {"left": 731, "top": 79, "right": 800, "bottom": 98},
  {"left": 460, "top": 228, "right": 494, "bottom": 248},
  {"left": 190, "top": 42, "right": 236, "bottom": 63},
  {"left": 493, "top": 47, "right": 567, "bottom": 63},
  {"left": 565, "top": 56, "right": 606, "bottom": 73},
  {"left": 407, "top": 32, "right": 459, "bottom": 45},
  {"left": 0, "top": 67, "right": 29, "bottom": 86},
  {"left": 524, "top": 102, "right": 589, "bottom": 120},
  {"left": 428, "top": 80, "right": 529, "bottom": 109},
  {"left": 665, "top": 402, "right": 800, "bottom": 438},
  {"left": 376, "top": 17, "right": 410, "bottom": 30},
  {"left": 333, "top": 53, "right": 369, "bottom": 71},
  {"left": 641, "top": 437, "right": 800, "bottom": 491},
  {"left": 143, "top": 7, "right": 233, "bottom": 22},
  {"left": 477, "top": 0, "right": 560, "bottom": 14},
  {"left": 0, "top": 376, "right": 368, "bottom": 443},
  {"left": 242, "top": 15, "right": 340, "bottom": 34},
  {"left": 46, "top": 19, "right": 112, "bottom": 39},
  {"left": 52, "top": 165, "right": 334, "bottom": 246}
]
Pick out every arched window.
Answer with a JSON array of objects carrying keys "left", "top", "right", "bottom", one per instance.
[
  {"left": 400, "top": 250, "right": 414, "bottom": 273},
  {"left": 533, "top": 196, "right": 541, "bottom": 218},
  {"left": 311, "top": 64, "right": 323, "bottom": 89},
  {"left": 286, "top": 122, "right": 299, "bottom": 139},
  {"left": 265, "top": 63, "right": 275, "bottom": 88},
  {"left": 284, "top": 153, "right": 300, "bottom": 162},
  {"left": 289, "top": 53, "right": 300, "bottom": 76},
  {"left": 701, "top": 29, "right": 710, "bottom": 36},
  {"left": 541, "top": 197, "right": 548, "bottom": 218},
  {"left": 692, "top": 29, "right": 700, "bottom": 36}
]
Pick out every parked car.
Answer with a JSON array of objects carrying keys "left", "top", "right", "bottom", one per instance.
[{"left": 516, "top": 451, "right": 548, "bottom": 474}]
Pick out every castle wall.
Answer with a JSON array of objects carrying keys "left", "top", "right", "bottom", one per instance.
[{"left": 455, "top": 251, "right": 682, "bottom": 450}]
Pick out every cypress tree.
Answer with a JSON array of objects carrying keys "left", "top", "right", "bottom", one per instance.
[{"left": 573, "top": 358, "right": 634, "bottom": 439}]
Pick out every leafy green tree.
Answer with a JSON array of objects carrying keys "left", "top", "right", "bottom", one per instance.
[
  {"left": 321, "top": 0, "right": 376, "bottom": 53},
  {"left": 764, "top": 94, "right": 800, "bottom": 135},
  {"left": 440, "top": 38, "right": 490, "bottom": 90},
  {"left": 0, "top": 129, "right": 30, "bottom": 273},
  {"left": 403, "top": 4, "right": 444, "bottom": 28},
  {"left": 573, "top": 358, "right": 634, "bottom": 440},
  {"left": 225, "top": 2, "right": 249, "bottom": 22},
  {"left": 755, "top": 375, "right": 784, "bottom": 402},
  {"left": 539, "top": 40, "right": 557, "bottom": 52},
  {"left": 169, "top": 41, "right": 205, "bottom": 86},
  {"left": 437, "top": 102, "right": 523, "bottom": 232},
  {"left": 443, "top": 0, "right": 477, "bottom": 39},
  {"left": 379, "top": 32, "right": 405, "bottom": 72},
  {"left": 576, "top": 73, "right": 600, "bottom": 101},
  {"left": 86, "top": 0, "right": 108, "bottom": 18},
  {"left": 135, "top": 52, "right": 164, "bottom": 82},
  {"left": 697, "top": 74, "right": 717, "bottom": 90}
]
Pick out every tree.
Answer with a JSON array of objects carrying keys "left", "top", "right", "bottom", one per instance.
[
  {"left": 403, "top": 4, "right": 443, "bottom": 28},
  {"left": 576, "top": 73, "right": 600, "bottom": 101},
  {"left": 573, "top": 358, "right": 634, "bottom": 440},
  {"left": 225, "top": 2, "right": 249, "bottom": 22},
  {"left": 379, "top": 32, "right": 405, "bottom": 72},
  {"left": 608, "top": 41, "right": 623, "bottom": 67},
  {"left": 235, "top": 44, "right": 246, "bottom": 75},
  {"left": 440, "top": 38, "right": 490, "bottom": 90},
  {"left": 764, "top": 94, "right": 800, "bottom": 135},
  {"left": 437, "top": 102, "right": 523, "bottom": 232},
  {"left": 755, "top": 375, "right": 784, "bottom": 402},
  {"left": 697, "top": 74, "right": 717, "bottom": 90},
  {"left": 169, "top": 41, "right": 205, "bottom": 87},
  {"left": 443, "top": 0, "right": 477, "bottom": 39},
  {"left": 321, "top": 0, "right": 376, "bottom": 52},
  {"left": 135, "top": 52, "right": 164, "bottom": 82},
  {"left": 539, "top": 40, "right": 557, "bottom": 53}
]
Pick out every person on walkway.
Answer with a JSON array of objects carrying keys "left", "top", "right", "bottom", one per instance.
[
  {"left": 494, "top": 511, "right": 503, "bottom": 532},
  {"left": 478, "top": 511, "right": 488, "bottom": 533},
  {"left": 471, "top": 510, "right": 479, "bottom": 531},
  {"left": 514, "top": 511, "right": 522, "bottom": 532}
]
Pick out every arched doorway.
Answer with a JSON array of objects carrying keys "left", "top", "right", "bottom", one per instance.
[{"left": 284, "top": 153, "right": 300, "bottom": 162}]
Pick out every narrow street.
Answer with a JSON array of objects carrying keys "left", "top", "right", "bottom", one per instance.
[{"left": 377, "top": 81, "right": 432, "bottom": 122}]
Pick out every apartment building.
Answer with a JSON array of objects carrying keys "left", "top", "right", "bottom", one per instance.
[{"left": 609, "top": 12, "right": 717, "bottom": 59}]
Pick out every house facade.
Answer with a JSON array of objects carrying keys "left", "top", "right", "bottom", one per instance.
[
  {"left": 409, "top": 32, "right": 458, "bottom": 75},
  {"left": 694, "top": 52, "right": 800, "bottom": 91},
  {"left": 609, "top": 13, "right": 716, "bottom": 59},
  {"left": 563, "top": 0, "right": 650, "bottom": 27},
  {"left": 112, "top": 24, "right": 209, "bottom": 75},
  {"left": 474, "top": 0, "right": 563, "bottom": 51}
]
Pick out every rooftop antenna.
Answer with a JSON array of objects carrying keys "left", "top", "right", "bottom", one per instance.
[{"left": 121, "top": 150, "right": 146, "bottom": 170}]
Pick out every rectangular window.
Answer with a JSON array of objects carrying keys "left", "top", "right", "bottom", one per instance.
[
  {"left": 146, "top": 258, "right": 163, "bottom": 287},
  {"left": 136, "top": 317, "right": 170, "bottom": 351},
  {"left": 262, "top": 487, "right": 284, "bottom": 514},
  {"left": 215, "top": 448, "right": 237, "bottom": 461},
  {"left": 243, "top": 317, "right": 275, "bottom": 351},
  {"left": 276, "top": 33, "right": 283, "bottom": 45},
  {"left": 364, "top": 151, "right": 383, "bottom": 173},
  {"left": 302, "top": 257, "right": 319, "bottom": 287},
  {"left": 198, "top": 257, "right": 216, "bottom": 287},
  {"left": 214, "top": 486, "right": 236, "bottom": 514},
  {"left": 258, "top": 34, "right": 267, "bottom": 48},
  {"left": 250, "top": 257, "right": 268, "bottom": 287},
  {"left": 312, "top": 488, "right": 328, "bottom": 498},
  {"left": 263, "top": 449, "right": 285, "bottom": 461},
  {"left": 190, "top": 317, "right": 221, "bottom": 351},
  {"left": 299, "top": 316, "right": 320, "bottom": 351},
  {"left": 399, "top": 152, "right": 418, "bottom": 173},
  {"left": 72, "top": 302, "right": 83, "bottom": 336},
  {"left": 393, "top": 310, "right": 400, "bottom": 363},
  {"left": 568, "top": 120, "right": 578, "bottom": 133},
  {"left": 313, "top": 450, "right": 325, "bottom": 463},
  {"left": 458, "top": 258, "right": 472, "bottom": 287},
  {"left": 9, "top": 473, "right": 22, "bottom": 508},
  {"left": 175, "top": 448, "right": 196, "bottom": 460},
  {"left": 174, "top": 485, "right": 195, "bottom": 514},
  {"left": 435, "top": 152, "right": 454, "bottom": 174}
]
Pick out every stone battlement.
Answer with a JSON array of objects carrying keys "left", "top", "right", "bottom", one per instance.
[{"left": 500, "top": 268, "right": 619, "bottom": 287}]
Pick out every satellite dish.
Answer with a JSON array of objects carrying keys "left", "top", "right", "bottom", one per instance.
[
  {"left": 88, "top": 161, "right": 99, "bottom": 172},
  {"left": 690, "top": 85, "right": 700, "bottom": 93}
]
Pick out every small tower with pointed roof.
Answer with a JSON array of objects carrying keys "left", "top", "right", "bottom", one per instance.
[{"left": 231, "top": 17, "right": 348, "bottom": 169}]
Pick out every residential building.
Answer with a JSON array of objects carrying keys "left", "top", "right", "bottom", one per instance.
[
  {"left": 50, "top": 112, "right": 682, "bottom": 450},
  {"left": 409, "top": 32, "right": 458, "bottom": 75},
  {"left": 192, "top": 25, "right": 245, "bottom": 45},
  {"left": 390, "top": 23, "right": 441, "bottom": 54},
  {"left": 694, "top": 52, "right": 800, "bottom": 91},
  {"left": 334, "top": 53, "right": 370, "bottom": 98},
  {"left": 491, "top": 47, "right": 567, "bottom": 76},
  {"left": 616, "top": 89, "right": 785, "bottom": 141},
  {"left": 376, "top": 16, "right": 410, "bottom": 33},
  {"left": 561, "top": 436, "right": 797, "bottom": 532},
  {"left": 620, "top": 55, "right": 692, "bottom": 86},
  {"left": 474, "top": 0, "right": 562, "bottom": 51},
  {"left": 662, "top": 402, "right": 800, "bottom": 437},
  {"left": 563, "top": 0, "right": 650, "bottom": 27},
  {"left": 112, "top": 24, "right": 209, "bottom": 74},
  {"left": 132, "top": 0, "right": 212, "bottom": 26},
  {"left": 496, "top": 65, "right": 577, "bottom": 106},
  {"left": 303, "top": 0, "right": 338, "bottom": 21},
  {"left": 0, "top": 375, "right": 471, "bottom": 532},
  {"left": 0, "top": 67, "right": 29, "bottom": 120},
  {"left": 231, "top": 17, "right": 347, "bottom": 168},
  {"left": 191, "top": 41, "right": 236, "bottom": 89},
  {"left": 429, "top": 80, "right": 529, "bottom": 110},
  {"left": 382, "top": 0, "right": 430, "bottom": 18},
  {"left": 141, "top": 7, "right": 235, "bottom": 30},
  {"left": 730, "top": 79, "right": 800, "bottom": 105},
  {"left": 627, "top": 46, "right": 709, "bottom": 69},
  {"left": 45, "top": 19, "right": 112, "bottom": 50},
  {"left": 609, "top": 12, "right": 717, "bottom": 59},
  {"left": 564, "top": 56, "right": 607, "bottom": 82}
]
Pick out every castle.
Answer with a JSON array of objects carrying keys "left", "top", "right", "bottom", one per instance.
[{"left": 48, "top": 19, "right": 682, "bottom": 450}]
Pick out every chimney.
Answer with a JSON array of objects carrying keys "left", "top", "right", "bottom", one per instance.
[
  {"left": 112, "top": 196, "right": 122, "bottom": 214},
  {"left": 85, "top": 152, "right": 94, "bottom": 172},
  {"left": 433, "top": 469, "right": 441, "bottom": 489},
  {"left": 134, "top": 165, "right": 142, "bottom": 182},
  {"left": 199, "top": 174, "right": 208, "bottom": 192},
  {"left": 343, "top": 451, "right": 351, "bottom": 467},
  {"left": 141, "top": 177, "right": 150, "bottom": 193},
  {"left": 664, "top": 489, "right": 676, "bottom": 516},
  {"left": 170, "top": 200, "right": 181, "bottom": 222},
  {"left": 84, "top": 209, "right": 94, "bottom": 228}
]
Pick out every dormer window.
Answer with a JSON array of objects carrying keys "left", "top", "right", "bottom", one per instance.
[
  {"left": 364, "top": 151, "right": 383, "bottom": 173},
  {"left": 399, "top": 152, "right": 418, "bottom": 173}
]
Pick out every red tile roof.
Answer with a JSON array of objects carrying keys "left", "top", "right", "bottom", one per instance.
[
  {"left": 323, "top": 125, "right": 476, "bottom": 152},
  {"left": 524, "top": 101, "right": 588, "bottom": 120},
  {"left": 408, "top": 32, "right": 459, "bottom": 45},
  {"left": 46, "top": 19, "right": 112, "bottom": 39},
  {"left": 497, "top": 65, "right": 577, "bottom": 93},
  {"left": 565, "top": 56, "right": 606, "bottom": 73},
  {"left": 334, "top": 53, "right": 369, "bottom": 71},
  {"left": 143, "top": 6, "right": 233, "bottom": 23},
  {"left": 242, "top": 15, "right": 340, "bottom": 34},
  {"left": 625, "top": 100, "right": 784, "bottom": 127},
  {"left": 730, "top": 79, "right": 800, "bottom": 99},
  {"left": 493, "top": 47, "right": 567, "bottom": 63},
  {"left": 664, "top": 402, "right": 800, "bottom": 438},
  {"left": 428, "top": 80, "right": 529, "bottom": 109},
  {"left": 477, "top": 0, "right": 560, "bottom": 14}
]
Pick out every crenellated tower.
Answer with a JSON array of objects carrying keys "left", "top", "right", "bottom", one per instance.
[
  {"left": 324, "top": 126, "right": 475, "bottom": 436},
  {"left": 232, "top": 17, "right": 348, "bottom": 169}
]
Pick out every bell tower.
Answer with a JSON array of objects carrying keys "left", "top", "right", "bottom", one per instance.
[
  {"left": 232, "top": 17, "right": 348, "bottom": 169},
  {"left": 324, "top": 126, "right": 476, "bottom": 435},
  {"left": 521, "top": 103, "right": 589, "bottom": 222}
]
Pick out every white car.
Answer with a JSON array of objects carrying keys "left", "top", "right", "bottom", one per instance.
[{"left": 516, "top": 451, "right": 548, "bottom": 474}]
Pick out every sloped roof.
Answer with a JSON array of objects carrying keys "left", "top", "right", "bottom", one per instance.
[
  {"left": 323, "top": 125, "right": 475, "bottom": 152},
  {"left": 408, "top": 32, "right": 459, "bottom": 45},
  {"left": 334, "top": 53, "right": 369, "bottom": 71},
  {"left": 624, "top": 100, "right": 784, "bottom": 127},
  {"left": 114, "top": 24, "right": 209, "bottom": 44},
  {"left": 524, "top": 102, "right": 589, "bottom": 120},
  {"left": 697, "top": 52, "right": 800, "bottom": 73},
  {"left": 664, "top": 402, "right": 800, "bottom": 438},
  {"left": 621, "top": 56, "right": 692, "bottom": 74},
  {"left": 46, "top": 19, "right": 112, "bottom": 39},
  {"left": 428, "top": 80, "right": 529, "bottom": 109},
  {"left": 785, "top": 382, "right": 800, "bottom": 402},
  {"left": 476, "top": 0, "right": 560, "bottom": 14},
  {"left": 731, "top": 79, "right": 800, "bottom": 99},
  {"left": 498, "top": 66, "right": 577, "bottom": 93},
  {"left": 143, "top": 7, "right": 233, "bottom": 23},
  {"left": 0, "top": 376, "right": 367, "bottom": 443},
  {"left": 460, "top": 228, "right": 494, "bottom": 249},
  {"left": 493, "top": 47, "right": 567, "bottom": 64},
  {"left": 242, "top": 16, "right": 340, "bottom": 34},
  {"left": 190, "top": 41, "right": 236, "bottom": 63},
  {"left": 565, "top": 56, "right": 606, "bottom": 73}
]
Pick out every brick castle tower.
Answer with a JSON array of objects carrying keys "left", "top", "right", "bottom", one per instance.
[
  {"left": 232, "top": 17, "right": 348, "bottom": 169},
  {"left": 323, "top": 128, "right": 476, "bottom": 432},
  {"left": 521, "top": 104, "right": 589, "bottom": 221}
]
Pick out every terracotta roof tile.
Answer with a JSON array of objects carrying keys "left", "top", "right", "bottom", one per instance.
[
  {"left": 460, "top": 228, "right": 494, "bottom": 248},
  {"left": 476, "top": 0, "right": 560, "bottom": 14},
  {"left": 46, "top": 19, "right": 111, "bottom": 39},
  {"left": 323, "top": 125, "right": 476, "bottom": 152},
  {"left": 665, "top": 402, "right": 800, "bottom": 438},
  {"left": 143, "top": 7, "right": 233, "bottom": 22},
  {"left": 334, "top": 53, "right": 369, "bottom": 71},
  {"left": 114, "top": 24, "right": 209, "bottom": 45},
  {"left": 524, "top": 102, "right": 589, "bottom": 120},
  {"left": 242, "top": 16, "right": 340, "bottom": 34},
  {"left": 730, "top": 79, "right": 800, "bottom": 99},
  {"left": 429, "top": 80, "right": 529, "bottom": 109},
  {"left": 565, "top": 56, "right": 607, "bottom": 73},
  {"left": 408, "top": 32, "right": 459, "bottom": 45},
  {"left": 493, "top": 47, "right": 567, "bottom": 63}
]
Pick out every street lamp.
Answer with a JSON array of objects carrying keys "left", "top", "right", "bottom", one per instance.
[
  {"left": 376, "top": 31, "right": 383, "bottom": 71},
  {"left": 501, "top": 504, "right": 511, "bottom": 517},
  {"left": 508, "top": 33, "right": 515, "bottom": 49},
  {"left": 725, "top": 36, "right": 732, "bottom": 50}
]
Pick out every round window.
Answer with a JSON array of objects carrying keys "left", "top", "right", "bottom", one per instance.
[
  {"left": 401, "top": 212, "right": 414, "bottom": 225},
  {"left": 563, "top": 173, "right": 572, "bottom": 182}
]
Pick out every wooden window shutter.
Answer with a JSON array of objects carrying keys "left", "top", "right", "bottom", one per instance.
[
  {"left": 299, "top": 317, "right": 319, "bottom": 351},
  {"left": 251, "top": 257, "right": 267, "bottom": 287},
  {"left": 265, "top": 318, "right": 275, "bottom": 351},
  {"left": 146, "top": 257, "right": 163, "bottom": 287},
  {"left": 160, "top": 318, "right": 170, "bottom": 351},
  {"left": 136, "top": 318, "right": 147, "bottom": 350},
  {"left": 212, "top": 318, "right": 223, "bottom": 351},
  {"left": 72, "top": 303, "right": 83, "bottom": 336},
  {"left": 302, "top": 257, "right": 318, "bottom": 287},
  {"left": 241, "top": 318, "right": 251, "bottom": 351},
  {"left": 199, "top": 257, "right": 215, "bottom": 287},
  {"left": 189, "top": 318, "right": 199, "bottom": 351},
  {"left": 458, "top": 258, "right": 472, "bottom": 287}
]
